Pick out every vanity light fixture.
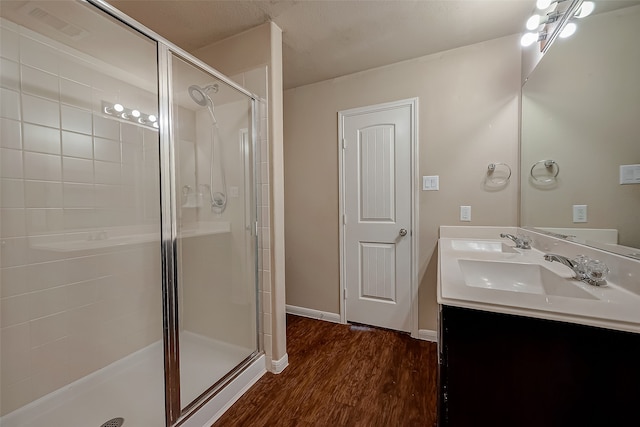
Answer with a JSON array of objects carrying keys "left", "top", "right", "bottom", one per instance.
[
  {"left": 526, "top": 15, "right": 541, "bottom": 30},
  {"left": 102, "top": 101, "right": 158, "bottom": 130},
  {"left": 536, "top": 0, "right": 554, "bottom": 9},
  {"left": 521, "top": 31, "right": 548, "bottom": 47},
  {"left": 521, "top": 0, "right": 593, "bottom": 48},
  {"left": 559, "top": 22, "right": 577, "bottom": 38},
  {"left": 525, "top": 10, "right": 562, "bottom": 31},
  {"left": 575, "top": 1, "right": 595, "bottom": 18},
  {"left": 103, "top": 102, "right": 124, "bottom": 114}
]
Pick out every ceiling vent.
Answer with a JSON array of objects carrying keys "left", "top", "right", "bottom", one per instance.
[{"left": 20, "top": 3, "right": 89, "bottom": 41}]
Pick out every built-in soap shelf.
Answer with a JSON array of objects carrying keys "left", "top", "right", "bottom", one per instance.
[
  {"left": 182, "top": 193, "right": 204, "bottom": 208},
  {"left": 180, "top": 221, "right": 231, "bottom": 238},
  {"left": 181, "top": 185, "right": 211, "bottom": 208},
  {"left": 28, "top": 222, "right": 231, "bottom": 252}
]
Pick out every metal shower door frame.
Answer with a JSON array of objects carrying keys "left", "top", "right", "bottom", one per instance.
[
  {"left": 160, "top": 48, "right": 263, "bottom": 427},
  {"left": 86, "top": 1, "right": 263, "bottom": 426}
]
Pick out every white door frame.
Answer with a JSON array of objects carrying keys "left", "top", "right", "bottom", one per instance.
[{"left": 338, "top": 98, "right": 419, "bottom": 338}]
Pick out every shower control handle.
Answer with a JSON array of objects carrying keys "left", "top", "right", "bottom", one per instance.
[{"left": 399, "top": 228, "right": 408, "bottom": 237}]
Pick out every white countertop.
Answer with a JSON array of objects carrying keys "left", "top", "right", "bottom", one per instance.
[{"left": 438, "top": 232, "right": 640, "bottom": 334}]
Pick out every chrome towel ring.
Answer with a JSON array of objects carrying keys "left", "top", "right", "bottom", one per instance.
[
  {"left": 530, "top": 159, "right": 560, "bottom": 183},
  {"left": 487, "top": 162, "right": 511, "bottom": 185}
]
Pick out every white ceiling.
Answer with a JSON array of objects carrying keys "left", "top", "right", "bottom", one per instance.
[
  {"left": 6, "top": 1, "right": 636, "bottom": 90},
  {"left": 108, "top": 0, "right": 537, "bottom": 89}
]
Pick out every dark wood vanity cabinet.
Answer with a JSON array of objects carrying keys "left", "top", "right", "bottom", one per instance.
[{"left": 438, "top": 305, "right": 640, "bottom": 427}]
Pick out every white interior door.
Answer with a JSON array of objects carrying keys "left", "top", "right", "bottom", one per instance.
[{"left": 340, "top": 101, "right": 414, "bottom": 332}]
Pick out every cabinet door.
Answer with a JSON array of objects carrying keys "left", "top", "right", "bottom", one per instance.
[{"left": 439, "top": 306, "right": 640, "bottom": 427}]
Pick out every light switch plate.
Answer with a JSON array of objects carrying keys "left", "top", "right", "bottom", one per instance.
[
  {"left": 620, "top": 164, "right": 640, "bottom": 184},
  {"left": 573, "top": 205, "right": 587, "bottom": 223},
  {"left": 423, "top": 175, "right": 439, "bottom": 191},
  {"left": 460, "top": 205, "right": 471, "bottom": 222}
]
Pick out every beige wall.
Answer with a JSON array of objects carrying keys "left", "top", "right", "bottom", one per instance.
[
  {"left": 521, "top": 5, "right": 640, "bottom": 249},
  {"left": 193, "top": 22, "right": 287, "bottom": 368},
  {"left": 284, "top": 35, "right": 521, "bottom": 330}
]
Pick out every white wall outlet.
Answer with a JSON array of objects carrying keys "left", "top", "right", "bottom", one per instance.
[
  {"left": 229, "top": 186, "right": 239, "bottom": 198},
  {"left": 573, "top": 205, "right": 587, "bottom": 223},
  {"left": 423, "top": 175, "right": 439, "bottom": 191},
  {"left": 460, "top": 205, "right": 471, "bottom": 222},
  {"left": 620, "top": 164, "right": 640, "bottom": 184}
]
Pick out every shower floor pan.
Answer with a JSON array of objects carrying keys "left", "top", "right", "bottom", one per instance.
[{"left": 1, "top": 333, "right": 254, "bottom": 427}]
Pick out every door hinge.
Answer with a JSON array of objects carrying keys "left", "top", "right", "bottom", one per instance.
[
  {"left": 343, "top": 214, "right": 347, "bottom": 225},
  {"left": 255, "top": 221, "right": 258, "bottom": 236},
  {"left": 344, "top": 288, "right": 348, "bottom": 299},
  {"left": 342, "top": 138, "right": 346, "bottom": 150}
]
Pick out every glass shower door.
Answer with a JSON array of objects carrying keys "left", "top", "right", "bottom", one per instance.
[
  {"left": 168, "top": 53, "right": 258, "bottom": 411},
  {"left": 0, "top": 1, "right": 163, "bottom": 426}
]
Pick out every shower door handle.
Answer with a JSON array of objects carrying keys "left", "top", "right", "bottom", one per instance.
[{"left": 399, "top": 228, "right": 408, "bottom": 237}]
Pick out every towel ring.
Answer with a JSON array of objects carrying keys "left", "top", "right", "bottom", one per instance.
[
  {"left": 487, "top": 162, "right": 511, "bottom": 185},
  {"left": 530, "top": 159, "right": 560, "bottom": 183}
]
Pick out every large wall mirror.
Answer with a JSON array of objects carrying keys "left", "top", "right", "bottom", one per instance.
[{"left": 521, "top": 0, "right": 640, "bottom": 259}]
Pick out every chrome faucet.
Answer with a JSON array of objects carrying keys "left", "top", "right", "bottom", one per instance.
[
  {"left": 500, "top": 233, "right": 531, "bottom": 249},
  {"left": 543, "top": 254, "right": 579, "bottom": 272},
  {"left": 543, "top": 253, "right": 609, "bottom": 286}
]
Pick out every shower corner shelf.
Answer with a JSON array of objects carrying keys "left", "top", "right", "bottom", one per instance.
[
  {"left": 180, "top": 221, "right": 231, "bottom": 238},
  {"left": 182, "top": 190, "right": 205, "bottom": 208},
  {"left": 181, "top": 201, "right": 202, "bottom": 208}
]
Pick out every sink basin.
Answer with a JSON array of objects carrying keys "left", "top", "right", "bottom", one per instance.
[
  {"left": 449, "top": 239, "right": 519, "bottom": 254},
  {"left": 458, "top": 259, "right": 597, "bottom": 300}
]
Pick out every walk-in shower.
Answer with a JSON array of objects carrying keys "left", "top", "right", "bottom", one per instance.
[
  {"left": 0, "top": 1, "right": 263, "bottom": 426},
  {"left": 187, "top": 83, "right": 228, "bottom": 214}
]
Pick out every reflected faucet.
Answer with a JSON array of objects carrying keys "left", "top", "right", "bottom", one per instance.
[
  {"left": 543, "top": 253, "right": 609, "bottom": 286},
  {"left": 500, "top": 233, "right": 531, "bottom": 249}
]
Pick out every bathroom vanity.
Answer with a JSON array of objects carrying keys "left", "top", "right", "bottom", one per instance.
[{"left": 437, "top": 227, "right": 640, "bottom": 427}]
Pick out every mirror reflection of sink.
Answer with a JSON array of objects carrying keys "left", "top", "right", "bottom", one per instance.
[
  {"left": 450, "top": 240, "right": 519, "bottom": 254},
  {"left": 458, "top": 259, "right": 598, "bottom": 300}
]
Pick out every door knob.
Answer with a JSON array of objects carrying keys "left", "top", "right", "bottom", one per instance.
[{"left": 399, "top": 228, "right": 407, "bottom": 237}]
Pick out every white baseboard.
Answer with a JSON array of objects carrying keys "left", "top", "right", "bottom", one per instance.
[
  {"left": 286, "top": 304, "right": 341, "bottom": 323},
  {"left": 271, "top": 353, "right": 289, "bottom": 374},
  {"left": 417, "top": 329, "right": 438, "bottom": 342}
]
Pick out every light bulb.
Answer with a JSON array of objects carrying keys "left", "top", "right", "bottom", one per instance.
[
  {"left": 152, "top": 122, "right": 159, "bottom": 129},
  {"left": 559, "top": 22, "right": 577, "bottom": 38},
  {"left": 520, "top": 32, "right": 539, "bottom": 47},
  {"left": 575, "top": 1, "right": 594, "bottom": 18},
  {"left": 148, "top": 114, "right": 157, "bottom": 122},
  {"left": 113, "top": 103, "right": 124, "bottom": 112},
  {"left": 536, "top": 0, "right": 553, "bottom": 10},
  {"left": 131, "top": 109, "right": 140, "bottom": 118},
  {"left": 526, "top": 15, "right": 542, "bottom": 30}
]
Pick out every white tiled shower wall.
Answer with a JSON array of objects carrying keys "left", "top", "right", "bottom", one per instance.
[
  {"left": 0, "top": 19, "right": 162, "bottom": 415},
  {"left": 231, "top": 69, "right": 273, "bottom": 363},
  {"left": 258, "top": 98, "right": 272, "bottom": 361},
  {"left": 177, "top": 95, "right": 257, "bottom": 350}
]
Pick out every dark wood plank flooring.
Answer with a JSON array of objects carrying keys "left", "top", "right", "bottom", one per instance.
[{"left": 213, "top": 315, "right": 438, "bottom": 426}]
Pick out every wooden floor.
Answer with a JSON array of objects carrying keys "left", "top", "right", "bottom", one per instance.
[{"left": 213, "top": 315, "right": 438, "bottom": 426}]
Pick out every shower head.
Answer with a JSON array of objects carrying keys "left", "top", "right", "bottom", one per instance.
[{"left": 188, "top": 84, "right": 218, "bottom": 107}]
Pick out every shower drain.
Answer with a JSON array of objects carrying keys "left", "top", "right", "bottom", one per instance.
[{"left": 100, "top": 418, "right": 124, "bottom": 427}]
